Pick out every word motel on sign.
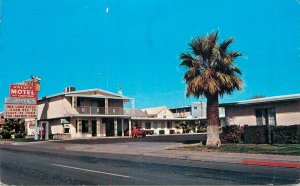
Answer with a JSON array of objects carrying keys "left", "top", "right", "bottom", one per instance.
[{"left": 10, "top": 84, "right": 37, "bottom": 98}]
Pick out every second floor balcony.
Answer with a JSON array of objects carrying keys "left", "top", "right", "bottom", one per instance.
[
  {"left": 173, "top": 112, "right": 191, "bottom": 118},
  {"left": 75, "top": 106, "right": 126, "bottom": 115}
]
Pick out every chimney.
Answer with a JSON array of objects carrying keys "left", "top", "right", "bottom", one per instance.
[{"left": 64, "top": 87, "right": 76, "bottom": 93}]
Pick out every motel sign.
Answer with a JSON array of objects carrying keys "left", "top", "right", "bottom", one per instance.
[
  {"left": 4, "top": 104, "right": 37, "bottom": 119},
  {"left": 10, "top": 84, "right": 37, "bottom": 99},
  {"left": 4, "top": 78, "right": 40, "bottom": 119}
]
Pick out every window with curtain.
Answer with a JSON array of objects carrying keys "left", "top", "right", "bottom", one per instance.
[{"left": 255, "top": 108, "right": 276, "bottom": 126}]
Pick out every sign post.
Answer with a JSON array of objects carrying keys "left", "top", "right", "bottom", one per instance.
[{"left": 34, "top": 109, "right": 38, "bottom": 141}]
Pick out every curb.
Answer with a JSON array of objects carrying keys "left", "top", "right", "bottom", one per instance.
[{"left": 242, "top": 159, "right": 300, "bottom": 168}]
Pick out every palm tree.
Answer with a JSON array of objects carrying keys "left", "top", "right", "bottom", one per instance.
[{"left": 180, "top": 31, "right": 243, "bottom": 146}]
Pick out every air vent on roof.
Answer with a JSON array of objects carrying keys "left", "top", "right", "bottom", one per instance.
[{"left": 64, "top": 87, "right": 76, "bottom": 93}]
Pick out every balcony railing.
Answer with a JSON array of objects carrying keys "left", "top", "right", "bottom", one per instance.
[
  {"left": 75, "top": 106, "right": 125, "bottom": 115},
  {"left": 173, "top": 112, "right": 192, "bottom": 118}
]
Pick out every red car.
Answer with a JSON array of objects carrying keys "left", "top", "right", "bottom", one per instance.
[
  {"left": 135, "top": 129, "right": 154, "bottom": 137},
  {"left": 125, "top": 128, "right": 154, "bottom": 137}
]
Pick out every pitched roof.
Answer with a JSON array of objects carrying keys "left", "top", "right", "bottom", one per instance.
[
  {"left": 124, "top": 109, "right": 148, "bottom": 117},
  {"left": 39, "top": 88, "right": 132, "bottom": 101},
  {"left": 142, "top": 106, "right": 167, "bottom": 116},
  {"left": 220, "top": 93, "right": 300, "bottom": 106}
]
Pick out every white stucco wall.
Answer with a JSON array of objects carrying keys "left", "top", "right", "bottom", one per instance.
[
  {"left": 38, "top": 96, "right": 75, "bottom": 120},
  {"left": 49, "top": 119, "right": 64, "bottom": 134},
  {"left": 157, "top": 108, "right": 174, "bottom": 119},
  {"left": 225, "top": 100, "right": 300, "bottom": 126}
]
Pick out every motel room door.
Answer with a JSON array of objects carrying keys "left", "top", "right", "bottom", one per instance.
[
  {"left": 103, "top": 118, "right": 114, "bottom": 137},
  {"left": 92, "top": 120, "right": 97, "bottom": 137}
]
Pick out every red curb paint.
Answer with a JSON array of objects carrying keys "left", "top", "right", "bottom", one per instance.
[
  {"left": 58, "top": 147, "right": 66, "bottom": 151},
  {"left": 243, "top": 159, "right": 300, "bottom": 168}
]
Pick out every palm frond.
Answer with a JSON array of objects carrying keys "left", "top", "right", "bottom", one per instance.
[
  {"left": 179, "top": 52, "right": 197, "bottom": 68},
  {"left": 228, "top": 51, "right": 242, "bottom": 59},
  {"left": 219, "top": 38, "right": 234, "bottom": 53}
]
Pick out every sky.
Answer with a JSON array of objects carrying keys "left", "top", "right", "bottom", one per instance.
[{"left": 0, "top": 0, "right": 299, "bottom": 109}]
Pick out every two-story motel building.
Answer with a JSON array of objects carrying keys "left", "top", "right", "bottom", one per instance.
[{"left": 36, "top": 87, "right": 134, "bottom": 139}]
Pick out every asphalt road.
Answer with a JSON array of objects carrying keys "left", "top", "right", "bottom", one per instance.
[{"left": 1, "top": 144, "right": 299, "bottom": 185}]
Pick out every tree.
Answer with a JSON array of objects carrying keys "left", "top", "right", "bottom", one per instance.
[
  {"left": 180, "top": 31, "right": 243, "bottom": 146},
  {"left": 0, "top": 119, "right": 25, "bottom": 139}
]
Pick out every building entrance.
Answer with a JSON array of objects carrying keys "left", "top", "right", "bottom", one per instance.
[
  {"left": 103, "top": 118, "right": 114, "bottom": 136},
  {"left": 92, "top": 120, "right": 97, "bottom": 137}
]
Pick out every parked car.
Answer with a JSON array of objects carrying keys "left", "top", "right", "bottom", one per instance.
[
  {"left": 136, "top": 129, "right": 154, "bottom": 137},
  {"left": 125, "top": 128, "right": 154, "bottom": 137}
]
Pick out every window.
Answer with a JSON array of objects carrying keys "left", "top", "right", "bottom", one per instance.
[
  {"left": 77, "top": 98, "right": 84, "bottom": 107},
  {"left": 268, "top": 108, "right": 276, "bottom": 126},
  {"left": 82, "top": 120, "right": 89, "bottom": 133},
  {"left": 255, "top": 108, "right": 276, "bottom": 126},
  {"left": 64, "top": 128, "right": 70, "bottom": 133},
  {"left": 153, "top": 122, "right": 158, "bottom": 129},
  {"left": 167, "top": 121, "right": 172, "bottom": 129},
  {"left": 145, "top": 122, "right": 151, "bottom": 129},
  {"left": 194, "top": 107, "right": 197, "bottom": 110},
  {"left": 75, "top": 120, "right": 78, "bottom": 132},
  {"left": 135, "top": 121, "right": 142, "bottom": 129},
  {"left": 161, "top": 122, "right": 165, "bottom": 129}
]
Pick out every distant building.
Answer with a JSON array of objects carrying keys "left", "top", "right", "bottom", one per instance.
[
  {"left": 142, "top": 106, "right": 174, "bottom": 119},
  {"left": 220, "top": 94, "right": 300, "bottom": 126},
  {"left": 132, "top": 106, "right": 177, "bottom": 135},
  {"left": 170, "top": 105, "right": 192, "bottom": 118},
  {"left": 170, "top": 102, "right": 226, "bottom": 126}
]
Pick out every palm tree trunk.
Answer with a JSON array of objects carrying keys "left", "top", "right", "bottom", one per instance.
[{"left": 206, "top": 94, "right": 221, "bottom": 146}]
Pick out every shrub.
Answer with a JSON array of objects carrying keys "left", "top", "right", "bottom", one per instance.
[
  {"left": 1, "top": 131, "right": 11, "bottom": 139},
  {"left": 197, "top": 126, "right": 207, "bottom": 133},
  {"left": 272, "top": 125, "right": 300, "bottom": 144},
  {"left": 15, "top": 132, "right": 26, "bottom": 138},
  {"left": 243, "top": 125, "right": 269, "bottom": 144},
  {"left": 159, "top": 130, "right": 165, "bottom": 134},
  {"left": 220, "top": 125, "right": 244, "bottom": 143},
  {"left": 175, "top": 121, "right": 192, "bottom": 133},
  {"left": 169, "top": 129, "right": 175, "bottom": 134}
]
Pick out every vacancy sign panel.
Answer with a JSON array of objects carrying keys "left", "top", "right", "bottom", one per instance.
[
  {"left": 4, "top": 104, "right": 37, "bottom": 119},
  {"left": 5, "top": 97, "right": 37, "bottom": 105},
  {"left": 10, "top": 84, "right": 37, "bottom": 99}
]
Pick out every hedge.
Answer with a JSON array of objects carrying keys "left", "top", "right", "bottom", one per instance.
[
  {"left": 220, "top": 125, "right": 244, "bottom": 143},
  {"left": 243, "top": 125, "right": 299, "bottom": 144},
  {"left": 244, "top": 125, "right": 270, "bottom": 144},
  {"left": 272, "top": 125, "right": 300, "bottom": 144}
]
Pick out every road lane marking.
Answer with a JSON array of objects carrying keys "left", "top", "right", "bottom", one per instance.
[{"left": 51, "top": 164, "right": 133, "bottom": 178}]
